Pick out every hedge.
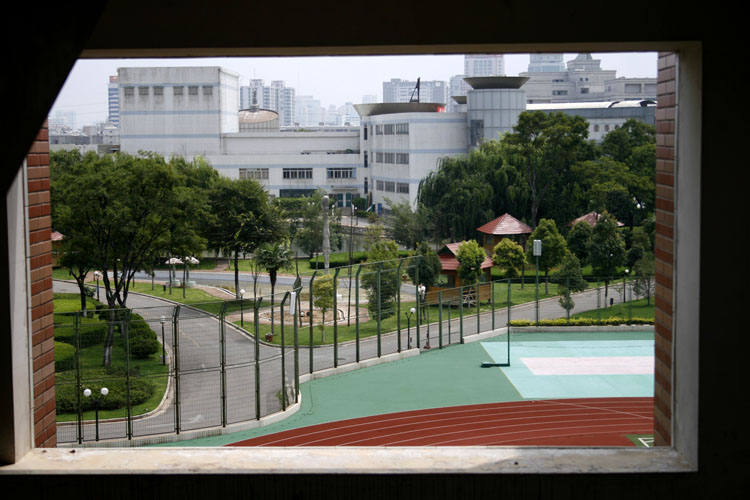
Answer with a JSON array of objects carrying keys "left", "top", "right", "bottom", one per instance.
[
  {"left": 54, "top": 322, "right": 108, "bottom": 348},
  {"left": 307, "top": 250, "right": 411, "bottom": 270},
  {"left": 55, "top": 376, "right": 155, "bottom": 414},
  {"left": 54, "top": 341, "right": 76, "bottom": 371},
  {"left": 509, "top": 317, "right": 654, "bottom": 327}
]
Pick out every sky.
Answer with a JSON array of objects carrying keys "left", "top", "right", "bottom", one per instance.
[{"left": 50, "top": 52, "right": 657, "bottom": 128}]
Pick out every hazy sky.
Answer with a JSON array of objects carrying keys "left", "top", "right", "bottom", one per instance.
[{"left": 50, "top": 52, "right": 657, "bottom": 127}]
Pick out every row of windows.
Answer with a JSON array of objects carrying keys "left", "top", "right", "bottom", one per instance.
[
  {"left": 283, "top": 168, "right": 313, "bottom": 179},
  {"left": 239, "top": 167, "right": 358, "bottom": 180},
  {"left": 122, "top": 85, "right": 214, "bottom": 97},
  {"left": 374, "top": 152, "right": 409, "bottom": 164},
  {"left": 239, "top": 168, "right": 269, "bottom": 180},
  {"left": 373, "top": 123, "right": 409, "bottom": 135},
  {"left": 326, "top": 168, "right": 356, "bottom": 179},
  {"left": 375, "top": 180, "right": 409, "bottom": 193}
]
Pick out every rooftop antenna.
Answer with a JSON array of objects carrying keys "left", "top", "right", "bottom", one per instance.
[{"left": 409, "top": 77, "right": 421, "bottom": 103}]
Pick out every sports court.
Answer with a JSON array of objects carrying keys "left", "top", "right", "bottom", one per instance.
[{"left": 160, "top": 329, "right": 654, "bottom": 447}]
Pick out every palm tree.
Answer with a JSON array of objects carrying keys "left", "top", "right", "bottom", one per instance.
[{"left": 255, "top": 241, "right": 294, "bottom": 335}]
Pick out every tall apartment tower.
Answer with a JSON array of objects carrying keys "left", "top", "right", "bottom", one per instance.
[
  {"left": 527, "top": 54, "right": 565, "bottom": 73},
  {"left": 108, "top": 75, "right": 120, "bottom": 127},
  {"left": 464, "top": 54, "right": 505, "bottom": 77},
  {"left": 382, "top": 79, "right": 448, "bottom": 104},
  {"left": 239, "top": 80, "right": 296, "bottom": 126}
]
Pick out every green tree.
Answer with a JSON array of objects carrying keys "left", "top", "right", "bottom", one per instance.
[
  {"left": 491, "top": 238, "right": 526, "bottom": 279},
  {"left": 588, "top": 211, "right": 626, "bottom": 303},
  {"left": 632, "top": 251, "right": 655, "bottom": 305},
  {"left": 51, "top": 151, "right": 184, "bottom": 366},
  {"left": 255, "top": 241, "right": 294, "bottom": 335},
  {"left": 526, "top": 218, "right": 567, "bottom": 294},
  {"left": 406, "top": 242, "right": 442, "bottom": 287},
  {"left": 204, "top": 177, "right": 281, "bottom": 298},
  {"left": 312, "top": 273, "right": 335, "bottom": 342},
  {"left": 627, "top": 225, "right": 652, "bottom": 268},
  {"left": 552, "top": 252, "right": 588, "bottom": 313},
  {"left": 567, "top": 220, "right": 592, "bottom": 264},
  {"left": 361, "top": 239, "right": 400, "bottom": 321},
  {"left": 456, "top": 240, "right": 486, "bottom": 286},
  {"left": 384, "top": 198, "right": 422, "bottom": 250}
]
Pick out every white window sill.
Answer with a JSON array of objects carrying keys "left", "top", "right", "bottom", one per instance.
[{"left": 1, "top": 447, "right": 695, "bottom": 475}]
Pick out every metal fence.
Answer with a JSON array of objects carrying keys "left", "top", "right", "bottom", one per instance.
[{"left": 55, "top": 260, "right": 654, "bottom": 445}]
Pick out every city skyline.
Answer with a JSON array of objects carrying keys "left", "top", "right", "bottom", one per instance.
[{"left": 50, "top": 52, "right": 657, "bottom": 128}]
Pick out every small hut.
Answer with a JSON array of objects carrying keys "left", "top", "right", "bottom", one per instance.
[
  {"left": 570, "top": 211, "right": 625, "bottom": 228},
  {"left": 476, "top": 213, "right": 533, "bottom": 255},
  {"left": 436, "top": 243, "right": 494, "bottom": 288}
]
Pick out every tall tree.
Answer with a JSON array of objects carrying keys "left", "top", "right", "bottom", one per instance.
[
  {"left": 632, "top": 251, "right": 655, "bottom": 305},
  {"left": 312, "top": 273, "right": 335, "bottom": 342},
  {"left": 406, "top": 242, "right": 442, "bottom": 287},
  {"left": 204, "top": 177, "right": 281, "bottom": 298},
  {"left": 51, "top": 151, "right": 183, "bottom": 366},
  {"left": 588, "top": 211, "right": 626, "bottom": 303},
  {"left": 361, "top": 238, "right": 400, "bottom": 321},
  {"left": 255, "top": 241, "right": 294, "bottom": 335},
  {"left": 526, "top": 218, "right": 567, "bottom": 294},
  {"left": 552, "top": 252, "right": 588, "bottom": 315},
  {"left": 567, "top": 220, "right": 593, "bottom": 265},
  {"left": 384, "top": 198, "right": 423, "bottom": 250},
  {"left": 491, "top": 238, "right": 526, "bottom": 279},
  {"left": 456, "top": 240, "right": 486, "bottom": 287}
]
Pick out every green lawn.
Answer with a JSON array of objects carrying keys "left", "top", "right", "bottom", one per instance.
[{"left": 571, "top": 297, "right": 655, "bottom": 320}]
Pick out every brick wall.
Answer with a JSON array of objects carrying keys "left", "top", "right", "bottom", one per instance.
[
  {"left": 27, "top": 121, "right": 56, "bottom": 448},
  {"left": 653, "top": 53, "right": 676, "bottom": 447}
]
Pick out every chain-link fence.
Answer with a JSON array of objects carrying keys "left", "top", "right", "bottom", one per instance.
[{"left": 55, "top": 259, "right": 654, "bottom": 445}]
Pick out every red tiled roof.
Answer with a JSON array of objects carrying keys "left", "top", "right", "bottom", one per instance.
[
  {"left": 438, "top": 243, "right": 494, "bottom": 271},
  {"left": 570, "top": 212, "right": 625, "bottom": 227},
  {"left": 476, "top": 213, "right": 532, "bottom": 235},
  {"left": 51, "top": 231, "right": 64, "bottom": 241}
]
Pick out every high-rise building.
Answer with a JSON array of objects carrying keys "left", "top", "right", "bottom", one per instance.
[
  {"left": 464, "top": 54, "right": 505, "bottom": 77},
  {"left": 239, "top": 79, "right": 296, "bottom": 126},
  {"left": 108, "top": 75, "right": 120, "bottom": 127},
  {"left": 295, "top": 95, "right": 323, "bottom": 126},
  {"left": 528, "top": 54, "right": 565, "bottom": 72},
  {"left": 448, "top": 74, "right": 470, "bottom": 112},
  {"left": 382, "top": 79, "right": 448, "bottom": 104}
]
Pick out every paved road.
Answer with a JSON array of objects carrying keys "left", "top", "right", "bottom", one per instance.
[{"left": 55, "top": 279, "right": 639, "bottom": 444}]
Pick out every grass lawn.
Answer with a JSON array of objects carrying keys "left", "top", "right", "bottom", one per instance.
[{"left": 571, "top": 297, "right": 655, "bottom": 320}]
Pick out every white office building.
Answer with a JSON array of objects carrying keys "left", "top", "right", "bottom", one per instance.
[
  {"left": 382, "top": 79, "right": 449, "bottom": 105},
  {"left": 108, "top": 75, "right": 120, "bottom": 127},
  {"left": 464, "top": 54, "right": 505, "bottom": 77}
]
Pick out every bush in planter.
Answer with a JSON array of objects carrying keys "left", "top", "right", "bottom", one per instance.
[
  {"left": 123, "top": 321, "right": 160, "bottom": 359},
  {"left": 55, "top": 322, "right": 107, "bottom": 348},
  {"left": 55, "top": 377, "right": 155, "bottom": 414}
]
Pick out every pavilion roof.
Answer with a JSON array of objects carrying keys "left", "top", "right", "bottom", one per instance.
[
  {"left": 570, "top": 212, "right": 625, "bottom": 227},
  {"left": 51, "top": 231, "right": 64, "bottom": 241},
  {"left": 438, "top": 243, "right": 494, "bottom": 271},
  {"left": 476, "top": 213, "right": 532, "bottom": 235}
]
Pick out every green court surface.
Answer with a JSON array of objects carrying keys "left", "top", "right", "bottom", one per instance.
[{"left": 156, "top": 330, "right": 653, "bottom": 447}]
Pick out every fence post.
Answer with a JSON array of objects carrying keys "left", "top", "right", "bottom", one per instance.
[
  {"left": 355, "top": 265, "right": 362, "bottom": 363},
  {"left": 377, "top": 262, "right": 383, "bottom": 357},
  {"left": 438, "top": 291, "right": 443, "bottom": 349},
  {"left": 123, "top": 309, "right": 132, "bottom": 440},
  {"left": 396, "top": 259, "right": 404, "bottom": 353},
  {"left": 507, "top": 279, "right": 511, "bottom": 327},
  {"left": 491, "top": 280, "right": 495, "bottom": 331},
  {"left": 309, "top": 271, "right": 316, "bottom": 374},
  {"left": 294, "top": 285, "right": 301, "bottom": 403},
  {"left": 333, "top": 267, "right": 340, "bottom": 368},
  {"left": 220, "top": 302, "right": 227, "bottom": 427},
  {"left": 476, "top": 282, "right": 481, "bottom": 336},
  {"left": 280, "top": 292, "right": 289, "bottom": 410},
  {"left": 254, "top": 297, "right": 262, "bottom": 420},
  {"left": 566, "top": 276, "right": 571, "bottom": 324},
  {"left": 75, "top": 312, "right": 82, "bottom": 444},
  {"left": 172, "top": 305, "right": 181, "bottom": 434},
  {"left": 415, "top": 264, "right": 420, "bottom": 349},
  {"left": 597, "top": 279, "right": 601, "bottom": 321},
  {"left": 459, "top": 284, "right": 464, "bottom": 344}
]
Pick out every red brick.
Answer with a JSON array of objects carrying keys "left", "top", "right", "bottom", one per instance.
[
  {"left": 30, "top": 253, "right": 53, "bottom": 270},
  {"left": 27, "top": 179, "right": 50, "bottom": 193},
  {"left": 28, "top": 204, "right": 51, "bottom": 219},
  {"left": 36, "top": 129, "right": 49, "bottom": 141},
  {"left": 656, "top": 121, "right": 674, "bottom": 134},
  {"left": 30, "top": 241, "right": 52, "bottom": 258},
  {"left": 29, "top": 228, "right": 51, "bottom": 245},
  {"left": 27, "top": 166, "right": 50, "bottom": 180},
  {"left": 29, "top": 215, "right": 51, "bottom": 231},
  {"left": 28, "top": 191, "right": 51, "bottom": 206},
  {"left": 656, "top": 158, "right": 674, "bottom": 174},
  {"left": 655, "top": 185, "right": 673, "bottom": 201},
  {"left": 28, "top": 141, "right": 48, "bottom": 154},
  {"left": 30, "top": 265, "right": 53, "bottom": 283},
  {"left": 655, "top": 197, "right": 673, "bottom": 212},
  {"left": 656, "top": 145, "right": 674, "bottom": 160}
]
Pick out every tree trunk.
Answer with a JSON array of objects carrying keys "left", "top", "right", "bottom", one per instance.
[
  {"left": 102, "top": 308, "right": 116, "bottom": 366},
  {"left": 270, "top": 271, "right": 276, "bottom": 335},
  {"left": 234, "top": 250, "right": 240, "bottom": 299}
]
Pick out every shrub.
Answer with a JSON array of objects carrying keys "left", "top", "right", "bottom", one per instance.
[
  {"left": 125, "top": 321, "right": 160, "bottom": 359},
  {"left": 54, "top": 341, "right": 76, "bottom": 371},
  {"left": 54, "top": 322, "right": 107, "bottom": 348},
  {"left": 509, "top": 317, "right": 654, "bottom": 327},
  {"left": 55, "top": 377, "right": 155, "bottom": 414}
]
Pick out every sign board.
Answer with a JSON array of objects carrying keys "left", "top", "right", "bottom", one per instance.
[{"left": 533, "top": 239, "right": 542, "bottom": 257}]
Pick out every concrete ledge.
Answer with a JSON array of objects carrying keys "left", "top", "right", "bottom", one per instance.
[
  {"left": 509, "top": 325, "right": 655, "bottom": 333},
  {"left": 462, "top": 327, "right": 508, "bottom": 343},
  {"left": 299, "top": 349, "right": 420, "bottom": 383}
]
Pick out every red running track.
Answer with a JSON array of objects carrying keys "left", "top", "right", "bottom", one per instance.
[{"left": 227, "top": 397, "right": 653, "bottom": 447}]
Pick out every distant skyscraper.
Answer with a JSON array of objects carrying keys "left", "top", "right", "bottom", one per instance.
[
  {"left": 54, "top": 110, "right": 77, "bottom": 131},
  {"left": 464, "top": 54, "right": 505, "bottom": 76},
  {"left": 240, "top": 79, "right": 296, "bottom": 126},
  {"left": 361, "top": 94, "right": 377, "bottom": 104},
  {"left": 295, "top": 95, "right": 323, "bottom": 126},
  {"left": 382, "top": 79, "right": 448, "bottom": 104},
  {"left": 528, "top": 54, "right": 565, "bottom": 72},
  {"left": 448, "top": 74, "right": 470, "bottom": 112},
  {"left": 108, "top": 75, "right": 119, "bottom": 127}
]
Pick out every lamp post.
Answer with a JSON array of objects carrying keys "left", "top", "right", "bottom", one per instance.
[
  {"left": 240, "top": 289, "right": 246, "bottom": 327},
  {"left": 623, "top": 268, "right": 629, "bottom": 302},
  {"left": 83, "top": 387, "right": 108, "bottom": 441},
  {"left": 533, "top": 239, "right": 542, "bottom": 324},
  {"left": 93, "top": 270, "right": 101, "bottom": 301},
  {"left": 160, "top": 315, "right": 166, "bottom": 365},
  {"left": 406, "top": 307, "right": 416, "bottom": 349}
]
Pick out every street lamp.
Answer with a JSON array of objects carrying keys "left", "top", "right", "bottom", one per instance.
[
  {"left": 240, "top": 289, "right": 246, "bottom": 327},
  {"left": 406, "top": 307, "right": 416, "bottom": 349},
  {"left": 93, "top": 270, "right": 101, "bottom": 301},
  {"left": 160, "top": 315, "right": 166, "bottom": 365},
  {"left": 83, "top": 387, "right": 108, "bottom": 442},
  {"left": 623, "top": 268, "right": 630, "bottom": 303}
]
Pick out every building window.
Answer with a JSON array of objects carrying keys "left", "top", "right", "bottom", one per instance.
[
  {"left": 383, "top": 152, "right": 395, "bottom": 164},
  {"left": 123, "top": 86, "right": 134, "bottom": 96},
  {"left": 364, "top": 152, "right": 368, "bottom": 168},
  {"left": 239, "top": 168, "right": 269, "bottom": 180},
  {"left": 396, "top": 123, "right": 409, "bottom": 135},
  {"left": 326, "top": 168, "right": 355, "bottom": 179},
  {"left": 153, "top": 86, "right": 164, "bottom": 96},
  {"left": 376, "top": 180, "right": 384, "bottom": 191},
  {"left": 397, "top": 182, "right": 409, "bottom": 194},
  {"left": 396, "top": 153, "right": 409, "bottom": 164},
  {"left": 363, "top": 127, "right": 368, "bottom": 140},
  {"left": 138, "top": 86, "right": 149, "bottom": 96},
  {"left": 202, "top": 85, "right": 213, "bottom": 96},
  {"left": 580, "top": 88, "right": 589, "bottom": 94},
  {"left": 173, "top": 86, "right": 184, "bottom": 96},
  {"left": 384, "top": 181, "right": 395, "bottom": 192},
  {"left": 383, "top": 124, "right": 395, "bottom": 134},
  {"left": 188, "top": 86, "right": 199, "bottom": 96},
  {"left": 282, "top": 168, "right": 313, "bottom": 180},
  {"left": 552, "top": 90, "right": 568, "bottom": 96},
  {"left": 375, "top": 124, "right": 383, "bottom": 135},
  {"left": 604, "top": 124, "right": 610, "bottom": 132},
  {"left": 594, "top": 124, "right": 600, "bottom": 132}
]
